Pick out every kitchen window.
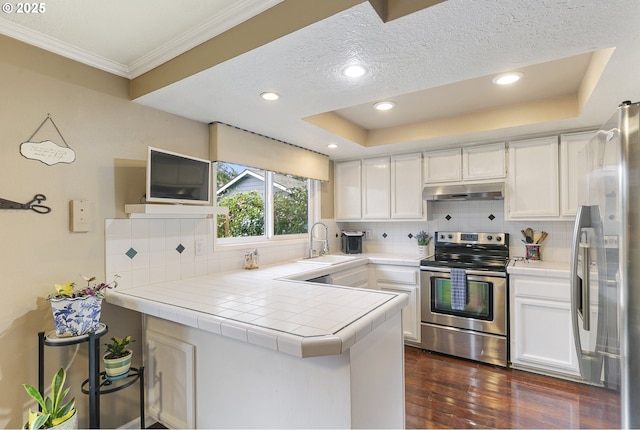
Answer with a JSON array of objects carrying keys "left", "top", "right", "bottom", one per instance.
[{"left": 215, "top": 162, "right": 313, "bottom": 241}]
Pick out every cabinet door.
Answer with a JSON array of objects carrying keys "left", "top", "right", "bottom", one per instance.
[
  {"left": 507, "top": 136, "right": 559, "bottom": 218},
  {"left": 423, "top": 148, "right": 461, "bottom": 183},
  {"left": 391, "top": 153, "right": 423, "bottom": 219},
  {"left": 462, "top": 142, "right": 506, "bottom": 180},
  {"left": 375, "top": 265, "right": 420, "bottom": 343},
  {"left": 362, "top": 157, "right": 390, "bottom": 219},
  {"left": 146, "top": 329, "right": 196, "bottom": 428},
  {"left": 379, "top": 283, "right": 420, "bottom": 343},
  {"left": 560, "top": 131, "right": 593, "bottom": 217},
  {"left": 334, "top": 160, "right": 362, "bottom": 220},
  {"left": 510, "top": 276, "right": 580, "bottom": 376}
]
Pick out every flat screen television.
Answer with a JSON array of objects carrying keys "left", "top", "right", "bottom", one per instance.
[{"left": 146, "top": 146, "right": 212, "bottom": 205}]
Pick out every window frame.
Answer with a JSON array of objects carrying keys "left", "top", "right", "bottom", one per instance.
[{"left": 214, "top": 163, "right": 319, "bottom": 246}]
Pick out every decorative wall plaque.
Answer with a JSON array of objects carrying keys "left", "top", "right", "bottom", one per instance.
[{"left": 20, "top": 115, "right": 75, "bottom": 165}]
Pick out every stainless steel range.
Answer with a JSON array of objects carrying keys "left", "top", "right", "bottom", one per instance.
[{"left": 420, "top": 232, "right": 509, "bottom": 367}]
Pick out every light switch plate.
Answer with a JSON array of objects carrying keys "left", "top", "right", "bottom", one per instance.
[{"left": 70, "top": 200, "right": 91, "bottom": 232}]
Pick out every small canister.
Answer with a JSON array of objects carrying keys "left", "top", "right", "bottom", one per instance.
[{"left": 525, "top": 244, "right": 541, "bottom": 260}]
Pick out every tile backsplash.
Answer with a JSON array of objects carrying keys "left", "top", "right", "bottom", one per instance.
[
  {"left": 338, "top": 200, "right": 573, "bottom": 262},
  {"left": 106, "top": 200, "right": 572, "bottom": 289}
]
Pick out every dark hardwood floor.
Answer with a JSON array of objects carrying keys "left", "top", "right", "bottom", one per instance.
[{"left": 405, "top": 346, "right": 620, "bottom": 429}]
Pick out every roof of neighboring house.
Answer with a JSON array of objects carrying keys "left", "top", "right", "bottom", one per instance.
[{"left": 217, "top": 169, "right": 306, "bottom": 195}]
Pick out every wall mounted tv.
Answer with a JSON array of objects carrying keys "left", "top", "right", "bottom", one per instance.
[{"left": 146, "top": 147, "right": 212, "bottom": 205}]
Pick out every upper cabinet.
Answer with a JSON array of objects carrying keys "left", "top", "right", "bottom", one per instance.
[
  {"left": 560, "top": 131, "right": 594, "bottom": 217},
  {"left": 423, "top": 148, "right": 461, "bottom": 183},
  {"left": 390, "top": 153, "right": 423, "bottom": 219},
  {"left": 507, "top": 136, "right": 559, "bottom": 219},
  {"left": 362, "top": 157, "right": 391, "bottom": 219},
  {"left": 334, "top": 160, "right": 362, "bottom": 220},
  {"left": 506, "top": 132, "right": 595, "bottom": 220},
  {"left": 462, "top": 143, "right": 506, "bottom": 180},
  {"left": 335, "top": 153, "right": 423, "bottom": 221},
  {"left": 423, "top": 143, "right": 506, "bottom": 183}
]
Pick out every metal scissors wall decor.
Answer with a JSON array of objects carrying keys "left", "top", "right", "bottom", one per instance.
[{"left": 0, "top": 194, "right": 51, "bottom": 214}]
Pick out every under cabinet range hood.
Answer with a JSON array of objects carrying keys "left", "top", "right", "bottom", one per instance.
[{"left": 422, "top": 182, "right": 504, "bottom": 201}]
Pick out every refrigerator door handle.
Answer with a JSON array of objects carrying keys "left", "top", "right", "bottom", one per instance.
[{"left": 579, "top": 242, "right": 591, "bottom": 331}]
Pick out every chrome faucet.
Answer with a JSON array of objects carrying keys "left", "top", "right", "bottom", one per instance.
[{"left": 309, "top": 222, "right": 329, "bottom": 258}]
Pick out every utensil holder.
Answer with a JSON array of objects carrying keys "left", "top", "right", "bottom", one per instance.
[{"left": 525, "top": 244, "right": 541, "bottom": 260}]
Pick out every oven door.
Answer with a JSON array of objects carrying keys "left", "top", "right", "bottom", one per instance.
[{"left": 420, "top": 268, "right": 507, "bottom": 336}]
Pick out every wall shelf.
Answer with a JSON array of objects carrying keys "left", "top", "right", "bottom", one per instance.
[{"left": 125, "top": 204, "right": 228, "bottom": 219}]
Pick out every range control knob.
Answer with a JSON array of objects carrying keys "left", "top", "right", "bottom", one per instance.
[
  {"left": 448, "top": 234, "right": 453, "bottom": 239},
  {"left": 496, "top": 236, "right": 502, "bottom": 242},
  {"left": 487, "top": 235, "right": 493, "bottom": 241}
]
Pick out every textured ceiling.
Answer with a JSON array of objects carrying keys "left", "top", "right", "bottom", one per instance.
[{"left": 2, "top": 0, "right": 640, "bottom": 160}]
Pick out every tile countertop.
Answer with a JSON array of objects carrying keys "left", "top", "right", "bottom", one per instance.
[
  {"left": 508, "top": 259, "right": 570, "bottom": 278},
  {"left": 107, "top": 254, "right": 415, "bottom": 359}
]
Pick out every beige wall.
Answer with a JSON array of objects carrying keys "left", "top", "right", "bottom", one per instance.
[{"left": 0, "top": 35, "right": 208, "bottom": 428}]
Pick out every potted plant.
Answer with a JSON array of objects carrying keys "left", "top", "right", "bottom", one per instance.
[
  {"left": 103, "top": 335, "right": 135, "bottom": 380},
  {"left": 48, "top": 275, "right": 119, "bottom": 337},
  {"left": 23, "top": 367, "right": 77, "bottom": 429},
  {"left": 415, "top": 231, "right": 432, "bottom": 257}
]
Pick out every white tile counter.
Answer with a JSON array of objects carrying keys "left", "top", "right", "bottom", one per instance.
[
  {"left": 107, "top": 255, "right": 410, "bottom": 358},
  {"left": 508, "top": 258, "right": 570, "bottom": 278}
]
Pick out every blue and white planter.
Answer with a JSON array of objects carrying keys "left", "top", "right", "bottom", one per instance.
[{"left": 49, "top": 295, "right": 102, "bottom": 337}]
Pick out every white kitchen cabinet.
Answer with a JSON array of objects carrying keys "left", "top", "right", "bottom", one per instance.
[
  {"left": 146, "top": 328, "right": 196, "bottom": 429},
  {"left": 462, "top": 142, "right": 506, "bottom": 180},
  {"left": 334, "top": 160, "right": 361, "bottom": 220},
  {"left": 331, "top": 264, "right": 368, "bottom": 289},
  {"left": 510, "top": 273, "right": 580, "bottom": 377},
  {"left": 507, "top": 136, "right": 560, "bottom": 219},
  {"left": 423, "top": 148, "right": 461, "bottom": 183},
  {"left": 390, "top": 153, "right": 423, "bottom": 219},
  {"left": 362, "top": 157, "right": 390, "bottom": 219},
  {"left": 335, "top": 154, "right": 423, "bottom": 221},
  {"left": 560, "top": 131, "right": 594, "bottom": 217},
  {"left": 372, "top": 265, "right": 420, "bottom": 344}
]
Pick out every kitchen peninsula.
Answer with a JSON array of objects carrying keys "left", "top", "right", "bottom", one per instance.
[{"left": 106, "top": 257, "right": 408, "bottom": 428}]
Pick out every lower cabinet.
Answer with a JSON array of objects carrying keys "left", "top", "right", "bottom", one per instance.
[
  {"left": 145, "top": 323, "right": 196, "bottom": 429},
  {"left": 371, "top": 264, "right": 420, "bottom": 344},
  {"left": 510, "top": 273, "right": 580, "bottom": 377},
  {"left": 330, "top": 264, "right": 368, "bottom": 289}
]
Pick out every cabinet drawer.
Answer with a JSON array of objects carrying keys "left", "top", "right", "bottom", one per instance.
[
  {"left": 375, "top": 267, "right": 418, "bottom": 285},
  {"left": 511, "top": 276, "right": 569, "bottom": 301}
]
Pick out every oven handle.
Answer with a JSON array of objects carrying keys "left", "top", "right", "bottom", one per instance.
[{"left": 419, "top": 266, "right": 507, "bottom": 278}]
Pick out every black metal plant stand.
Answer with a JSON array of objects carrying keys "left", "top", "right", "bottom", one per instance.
[{"left": 38, "top": 326, "right": 145, "bottom": 429}]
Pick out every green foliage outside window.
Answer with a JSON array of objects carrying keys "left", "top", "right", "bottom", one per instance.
[
  {"left": 217, "top": 190, "right": 264, "bottom": 237},
  {"left": 274, "top": 186, "right": 308, "bottom": 235}
]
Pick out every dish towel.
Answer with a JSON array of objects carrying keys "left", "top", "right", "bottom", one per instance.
[{"left": 450, "top": 268, "right": 467, "bottom": 311}]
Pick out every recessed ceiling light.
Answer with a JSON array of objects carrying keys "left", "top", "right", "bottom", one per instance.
[
  {"left": 343, "top": 65, "right": 366, "bottom": 78},
  {"left": 374, "top": 101, "right": 396, "bottom": 111},
  {"left": 492, "top": 72, "right": 523, "bottom": 85},
  {"left": 260, "top": 92, "right": 280, "bottom": 101},
  {"left": 327, "top": 143, "right": 338, "bottom": 149}
]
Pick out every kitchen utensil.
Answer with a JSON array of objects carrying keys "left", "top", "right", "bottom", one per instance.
[{"left": 525, "top": 228, "right": 534, "bottom": 243}]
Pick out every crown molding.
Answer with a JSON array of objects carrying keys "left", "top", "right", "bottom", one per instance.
[
  {"left": 0, "top": 18, "right": 129, "bottom": 77},
  {"left": 0, "top": 0, "right": 282, "bottom": 79},
  {"left": 128, "top": 0, "right": 283, "bottom": 78}
]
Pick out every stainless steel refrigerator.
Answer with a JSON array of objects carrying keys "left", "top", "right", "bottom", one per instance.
[{"left": 571, "top": 100, "right": 640, "bottom": 428}]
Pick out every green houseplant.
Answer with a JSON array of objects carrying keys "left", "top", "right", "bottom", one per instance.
[
  {"left": 415, "top": 231, "right": 432, "bottom": 257},
  {"left": 103, "top": 335, "right": 135, "bottom": 380},
  {"left": 23, "top": 367, "right": 76, "bottom": 429},
  {"left": 48, "top": 275, "right": 118, "bottom": 337}
]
